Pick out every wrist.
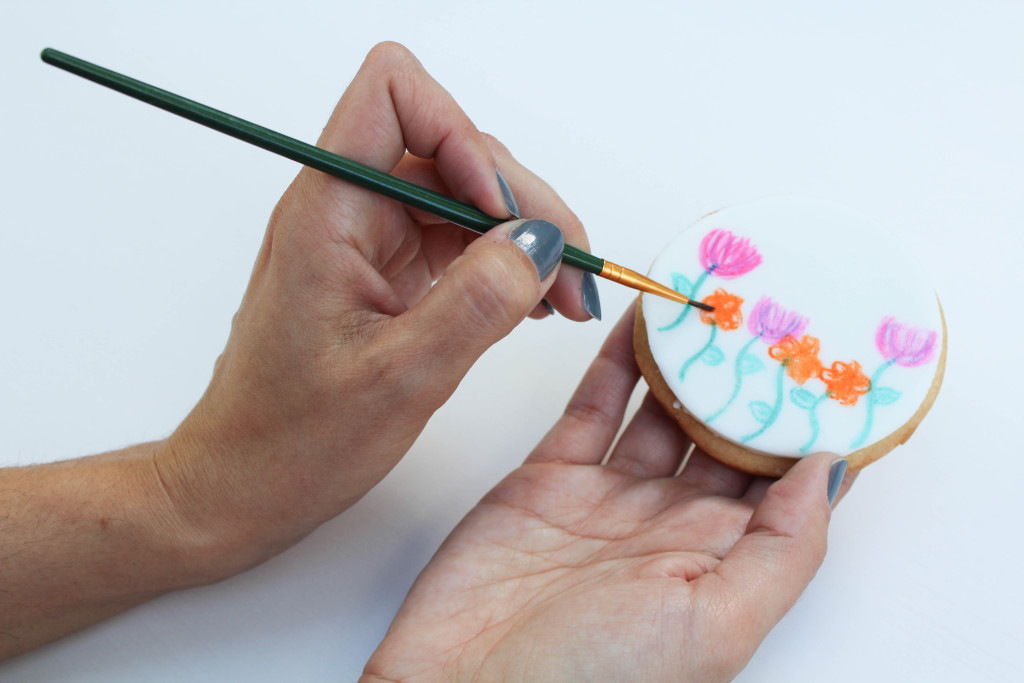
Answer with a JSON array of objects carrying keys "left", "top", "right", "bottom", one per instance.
[{"left": 149, "top": 429, "right": 300, "bottom": 587}]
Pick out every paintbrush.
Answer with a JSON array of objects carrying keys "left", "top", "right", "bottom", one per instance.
[{"left": 40, "top": 48, "right": 711, "bottom": 312}]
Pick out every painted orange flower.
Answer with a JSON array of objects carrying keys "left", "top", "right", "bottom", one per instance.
[
  {"left": 699, "top": 288, "right": 744, "bottom": 330},
  {"left": 820, "top": 360, "right": 872, "bottom": 406},
  {"left": 768, "top": 334, "right": 823, "bottom": 385}
]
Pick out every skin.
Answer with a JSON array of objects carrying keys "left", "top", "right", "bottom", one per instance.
[
  {"left": 1, "top": 43, "right": 854, "bottom": 677},
  {"left": 0, "top": 42, "right": 591, "bottom": 659},
  {"left": 363, "top": 309, "right": 855, "bottom": 682}
]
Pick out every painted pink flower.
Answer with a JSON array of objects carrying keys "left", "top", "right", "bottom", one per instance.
[
  {"left": 875, "top": 316, "right": 937, "bottom": 367},
  {"left": 747, "top": 296, "right": 809, "bottom": 345},
  {"left": 699, "top": 228, "right": 762, "bottom": 279}
]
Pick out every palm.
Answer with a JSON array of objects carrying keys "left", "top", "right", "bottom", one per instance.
[
  {"left": 369, "top": 462, "right": 754, "bottom": 681},
  {"left": 364, "top": 310, "right": 848, "bottom": 682}
]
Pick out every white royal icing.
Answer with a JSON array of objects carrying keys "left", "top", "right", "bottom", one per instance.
[{"left": 642, "top": 197, "right": 942, "bottom": 457}]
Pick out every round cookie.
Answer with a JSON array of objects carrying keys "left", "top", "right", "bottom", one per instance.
[{"left": 635, "top": 197, "right": 946, "bottom": 476}]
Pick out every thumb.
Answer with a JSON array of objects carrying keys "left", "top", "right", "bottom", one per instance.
[
  {"left": 699, "top": 454, "right": 848, "bottom": 641},
  {"left": 393, "top": 218, "right": 563, "bottom": 401}
]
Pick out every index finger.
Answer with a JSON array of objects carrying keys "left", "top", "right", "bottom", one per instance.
[
  {"left": 316, "top": 42, "right": 511, "bottom": 225},
  {"left": 526, "top": 307, "right": 639, "bottom": 465}
]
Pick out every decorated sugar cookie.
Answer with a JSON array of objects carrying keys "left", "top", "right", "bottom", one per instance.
[{"left": 634, "top": 197, "right": 945, "bottom": 476}]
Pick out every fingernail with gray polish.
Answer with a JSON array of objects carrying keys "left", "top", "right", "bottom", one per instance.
[
  {"left": 541, "top": 298, "right": 556, "bottom": 315},
  {"left": 496, "top": 169, "right": 520, "bottom": 218},
  {"left": 581, "top": 272, "right": 602, "bottom": 320},
  {"left": 510, "top": 219, "right": 564, "bottom": 280},
  {"left": 827, "top": 459, "right": 848, "bottom": 507}
]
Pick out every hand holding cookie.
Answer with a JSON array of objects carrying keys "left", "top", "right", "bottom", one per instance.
[{"left": 364, "top": 309, "right": 853, "bottom": 682}]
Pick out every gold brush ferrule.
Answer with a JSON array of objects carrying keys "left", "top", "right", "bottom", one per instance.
[{"left": 599, "top": 261, "right": 694, "bottom": 306}]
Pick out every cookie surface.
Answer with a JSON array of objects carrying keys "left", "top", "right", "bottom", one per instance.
[{"left": 636, "top": 197, "right": 946, "bottom": 475}]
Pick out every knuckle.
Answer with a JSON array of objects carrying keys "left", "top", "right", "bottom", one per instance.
[
  {"left": 461, "top": 259, "right": 521, "bottom": 328},
  {"left": 560, "top": 206, "right": 586, "bottom": 240},
  {"left": 365, "top": 41, "right": 416, "bottom": 68},
  {"left": 563, "top": 396, "right": 615, "bottom": 430},
  {"left": 458, "top": 246, "right": 538, "bottom": 330},
  {"left": 480, "top": 132, "right": 511, "bottom": 157}
]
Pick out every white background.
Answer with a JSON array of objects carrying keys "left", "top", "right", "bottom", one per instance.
[{"left": 2, "top": 1, "right": 1021, "bottom": 681}]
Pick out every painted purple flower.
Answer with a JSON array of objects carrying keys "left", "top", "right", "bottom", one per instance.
[
  {"left": 699, "top": 228, "right": 762, "bottom": 279},
  {"left": 875, "top": 316, "right": 937, "bottom": 367},
  {"left": 747, "top": 296, "right": 809, "bottom": 345}
]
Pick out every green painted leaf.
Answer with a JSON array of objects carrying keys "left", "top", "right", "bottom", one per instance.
[
  {"left": 790, "top": 387, "right": 818, "bottom": 409},
  {"left": 701, "top": 345, "right": 725, "bottom": 366},
  {"left": 749, "top": 400, "right": 773, "bottom": 424},
  {"left": 872, "top": 386, "right": 901, "bottom": 406},
  {"left": 671, "top": 272, "right": 694, "bottom": 295},
  {"left": 738, "top": 354, "right": 764, "bottom": 375}
]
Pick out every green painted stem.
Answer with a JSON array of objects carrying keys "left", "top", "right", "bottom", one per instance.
[
  {"left": 742, "top": 362, "right": 786, "bottom": 443},
  {"left": 659, "top": 271, "right": 708, "bottom": 331},
  {"left": 799, "top": 393, "right": 829, "bottom": 453},
  {"left": 706, "top": 336, "right": 759, "bottom": 424},
  {"left": 679, "top": 323, "right": 717, "bottom": 382},
  {"left": 851, "top": 360, "right": 895, "bottom": 449}
]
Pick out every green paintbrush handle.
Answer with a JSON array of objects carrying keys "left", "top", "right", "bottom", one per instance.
[{"left": 40, "top": 48, "right": 605, "bottom": 275}]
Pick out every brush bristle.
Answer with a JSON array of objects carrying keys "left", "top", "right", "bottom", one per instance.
[{"left": 690, "top": 299, "right": 714, "bottom": 312}]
